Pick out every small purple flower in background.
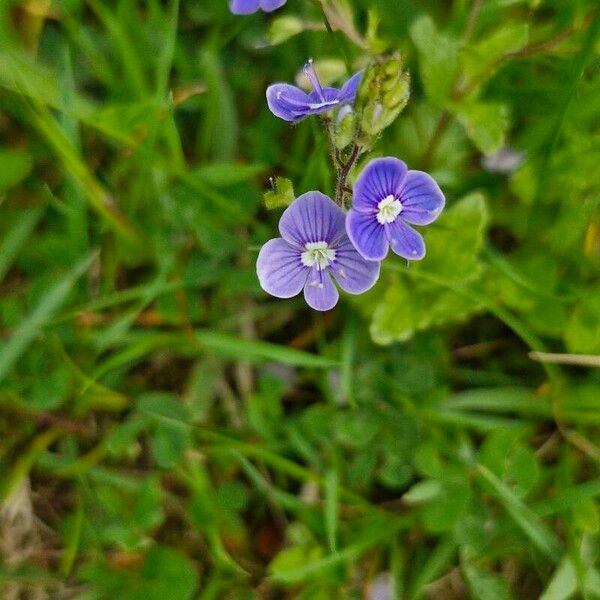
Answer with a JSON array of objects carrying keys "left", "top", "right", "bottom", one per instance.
[
  {"left": 267, "top": 59, "right": 362, "bottom": 122},
  {"left": 482, "top": 147, "right": 525, "bottom": 174},
  {"left": 346, "top": 157, "right": 445, "bottom": 261},
  {"left": 257, "top": 191, "right": 380, "bottom": 311},
  {"left": 229, "top": 0, "right": 286, "bottom": 14}
]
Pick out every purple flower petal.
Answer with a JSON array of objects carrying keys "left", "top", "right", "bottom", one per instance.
[
  {"left": 352, "top": 157, "right": 408, "bottom": 213},
  {"left": 338, "top": 71, "right": 363, "bottom": 104},
  {"left": 279, "top": 191, "right": 346, "bottom": 248},
  {"left": 304, "top": 268, "right": 339, "bottom": 311},
  {"left": 346, "top": 209, "right": 389, "bottom": 261},
  {"left": 267, "top": 63, "right": 362, "bottom": 122},
  {"left": 259, "top": 0, "right": 287, "bottom": 11},
  {"left": 397, "top": 170, "right": 445, "bottom": 225},
  {"left": 266, "top": 83, "right": 313, "bottom": 122},
  {"left": 229, "top": 0, "right": 260, "bottom": 14},
  {"left": 256, "top": 238, "right": 308, "bottom": 298},
  {"left": 386, "top": 220, "right": 425, "bottom": 260},
  {"left": 330, "top": 237, "right": 380, "bottom": 294}
]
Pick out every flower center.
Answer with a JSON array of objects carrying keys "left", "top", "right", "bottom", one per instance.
[
  {"left": 376, "top": 194, "right": 403, "bottom": 224},
  {"left": 301, "top": 241, "right": 336, "bottom": 270}
]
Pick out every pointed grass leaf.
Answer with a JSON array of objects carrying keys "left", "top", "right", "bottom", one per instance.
[
  {"left": 0, "top": 206, "right": 44, "bottom": 282},
  {"left": 0, "top": 254, "right": 94, "bottom": 383},
  {"left": 476, "top": 464, "right": 563, "bottom": 561}
]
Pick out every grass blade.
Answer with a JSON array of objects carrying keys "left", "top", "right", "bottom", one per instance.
[
  {"left": 195, "top": 330, "right": 339, "bottom": 368},
  {"left": 477, "top": 464, "right": 563, "bottom": 561},
  {"left": 0, "top": 206, "right": 44, "bottom": 282},
  {"left": 0, "top": 253, "right": 94, "bottom": 382}
]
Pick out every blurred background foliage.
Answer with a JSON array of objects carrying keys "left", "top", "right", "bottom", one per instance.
[{"left": 0, "top": 0, "right": 599, "bottom": 598}]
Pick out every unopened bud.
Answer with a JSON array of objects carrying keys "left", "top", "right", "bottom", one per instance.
[
  {"left": 332, "top": 105, "right": 356, "bottom": 149},
  {"left": 356, "top": 54, "right": 410, "bottom": 141}
]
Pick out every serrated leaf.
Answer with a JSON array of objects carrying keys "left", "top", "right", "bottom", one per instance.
[
  {"left": 369, "top": 194, "right": 488, "bottom": 344},
  {"left": 418, "top": 193, "right": 488, "bottom": 282}
]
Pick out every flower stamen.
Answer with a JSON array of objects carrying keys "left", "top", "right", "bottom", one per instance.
[
  {"left": 376, "top": 195, "right": 403, "bottom": 224},
  {"left": 303, "top": 58, "right": 325, "bottom": 101},
  {"left": 301, "top": 241, "right": 336, "bottom": 270}
]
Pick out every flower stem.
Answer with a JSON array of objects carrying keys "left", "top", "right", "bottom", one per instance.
[
  {"left": 335, "top": 143, "right": 361, "bottom": 209},
  {"left": 316, "top": 0, "right": 353, "bottom": 73},
  {"left": 323, "top": 119, "right": 343, "bottom": 174}
]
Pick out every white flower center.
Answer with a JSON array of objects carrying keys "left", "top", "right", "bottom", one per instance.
[
  {"left": 376, "top": 194, "right": 403, "bottom": 224},
  {"left": 301, "top": 241, "right": 336, "bottom": 270}
]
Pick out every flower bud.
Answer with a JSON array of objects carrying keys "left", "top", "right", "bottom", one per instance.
[
  {"left": 356, "top": 54, "right": 410, "bottom": 141},
  {"left": 332, "top": 105, "right": 356, "bottom": 150}
]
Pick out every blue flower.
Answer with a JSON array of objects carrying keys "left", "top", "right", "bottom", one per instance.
[
  {"left": 346, "top": 157, "right": 445, "bottom": 261},
  {"left": 229, "top": 0, "right": 286, "bottom": 14},
  {"left": 257, "top": 192, "right": 380, "bottom": 311},
  {"left": 267, "top": 59, "right": 363, "bottom": 122}
]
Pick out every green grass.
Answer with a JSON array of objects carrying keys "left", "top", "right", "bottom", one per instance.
[{"left": 0, "top": 1, "right": 599, "bottom": 599}]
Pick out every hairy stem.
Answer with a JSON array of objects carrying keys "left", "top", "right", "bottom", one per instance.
[{"left": 335, "top": 144, "right": 361, "bottom": 209}]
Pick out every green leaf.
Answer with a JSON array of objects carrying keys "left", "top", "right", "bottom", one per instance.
[
  {"left": 410, "top": 15, "right": 460, "bottom": 104},
  {"left": 137, "top": 393, "right": 191, "bottom": 469},
  {"left": 0, "top": 207, "right": 44, "bottom": 282},
  {"left": 464, "top": 563, "right": 515, "bottom": 600},
  {"left": 541, "top": 558, "right": 600, "bottom": 600},
  {"left": 269, "top": 545, "right": 326, "bottom": 584},
  {"left": 571, "top": 498, "right": 599, "bottom": 534},
  {"left": 456, "top": 102, "right": 509, "bottom": 154},
  {"left": 137, "top": 546, "right": 199, "bottom": 600},
  {"left": 264, "top": 177, "right": 295, "bottom": 210},
  {"left": 408, "top": 535, "right": 457, "bottom": 598},
  {"left": 0, "top": 254, "right": 93, "bottom": 383},
  {"left": 476, "top": 464, "right": 563, "bottom": 561},
  {"left": 479, "top": 430, "right": 540, "bottom": 498},
  {"left": 420, "top": 481, "right": 472, "bottom": 533},
  {"left": 0, "top": 149, "right": 33, "bottom": 192},
  {"left": 324, "top": 470, "right": 339, "bottom": 554},
  {"left": 369, "top": 194, "right": 488, "bottom": 344},
  {"left": 564, "top": 291, "right": 600, "bottom": 353},
  {"left": 195, "top": 330, "right": 338, "bottom": 368},
  {"left": 418, "top": 193, "right": 488, "bottom": 282},
  {"left": 199, "top": 50, "right": 238, "bottom": 161},
  {"left": 402, "top": 479, "right": 443, "bottom": 504},
  {"left": 192, "top": 163, "right": 265, "bottom": 187},
  {"left": 462, "top": 22, "right": 529, "bottom": 88},
  {"left": 268, "top": 16, "right": 308, "bottom": 46},
  {"left": 131, "top": 477, "right": 164, "bottom": 532}
]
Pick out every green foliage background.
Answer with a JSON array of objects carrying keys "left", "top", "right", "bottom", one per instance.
[{"left": 0, "top": 0, "right": 599, "bottom": 598}]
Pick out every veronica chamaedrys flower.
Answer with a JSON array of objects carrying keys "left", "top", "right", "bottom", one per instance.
[
  {"left": 229, "top": 0, "right": 286, "bottom": 14},
  {"left": 346, "top": 157, "right": 445, "bottom": 261},
  {"left": 257, "top": 191, "right": 380, "bottom": 311},
  {"left": 266, "top": 59, "right": 362, "bottom": 122}
]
